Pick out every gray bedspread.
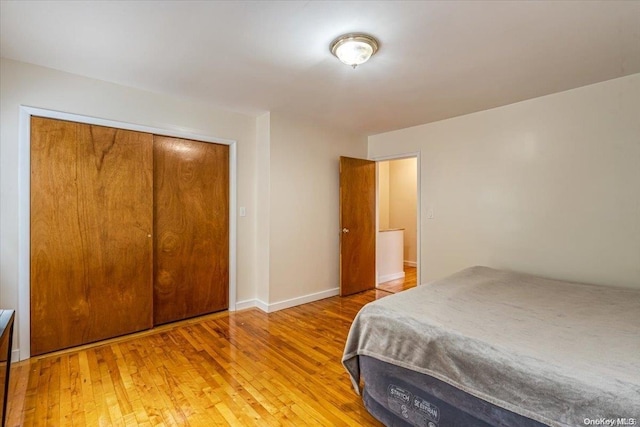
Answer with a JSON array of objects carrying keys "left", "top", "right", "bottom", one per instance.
[{"left": 342, "top": 266, "right": 640, "bottom": 427}]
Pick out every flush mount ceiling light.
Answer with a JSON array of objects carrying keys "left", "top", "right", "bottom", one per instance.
[{"left": 330, "top": 33, "right": 379, "bottom": 68}]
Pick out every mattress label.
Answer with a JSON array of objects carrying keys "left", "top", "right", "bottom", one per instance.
[
  {"left": 412, "top": 395, "right": 440, "bottom": 425},
  {"left": 387, "top": 384, "right": 413, "bottom": 420},
  {"left": 387, "top": 384, "right": 440, "bottom": 427}
]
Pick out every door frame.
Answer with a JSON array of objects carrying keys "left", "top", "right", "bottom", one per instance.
[
  {"left": 370, "top": 152, "right": 421, "bottom": 287},
  {"left": 17, "top": 106, "right": 238, "bottom": 360}
]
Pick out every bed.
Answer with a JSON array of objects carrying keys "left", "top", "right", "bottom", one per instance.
[{"left": 342, "top": 266, "right": 640, "bottom": 427}]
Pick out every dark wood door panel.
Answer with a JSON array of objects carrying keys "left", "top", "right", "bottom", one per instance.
[
  {"left": 30, "top": 117, "right": 154, "bottom": 355},
  {"left": 153, "top": 136, "right": 229, "bottom": 325}
]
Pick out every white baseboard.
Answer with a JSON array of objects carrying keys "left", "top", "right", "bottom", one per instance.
[
  {"left": 11, "top": 349, "right": 20, "bottom": 363},
  {"left": 233, "top": 288, "right": 339, "bottom": 313},
  {"left": 235, "top": 299, "right": 258, "bottom": 311},
  {"left": 266, "top": 288, "right": 339, "bottom": 313},
  {"left": 404, "top": 260, "right": 417, "bottom": 267},
  {"left": 255, "top": 299, "right": 269, "bottom": 313},
  {"left": 235, "top": 298, "right": 269, "bottom": 312},
  {"left": 379, "top": 272, "right": 405, "bottom": 283}
]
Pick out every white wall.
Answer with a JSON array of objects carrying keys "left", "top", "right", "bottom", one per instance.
[
  {"left": 254, "top": 112, "right": 271, "bottom": 309},
  {"left": 0, "top": 59, "right": 258, "bottom": 354},
  {"left": 389, "top": 158, "right": 418, "bottom": 265},
  {"left": 267, "top": 112, "right": 367, "bottom": 305},
  {"left": 369, "top": 74, "right": 640, "bottom": 289},
  {"left": 378, "top": 161, "right": 390, "bottom": 230}
]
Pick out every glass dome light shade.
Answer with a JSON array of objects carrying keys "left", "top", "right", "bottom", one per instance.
[{"left": 330, "top": 34, "right": 379, "bottom": 68}]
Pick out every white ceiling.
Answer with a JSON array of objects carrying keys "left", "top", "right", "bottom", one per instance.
[{"left": 1, "top": 1, "right": 639, "bottom": 136}]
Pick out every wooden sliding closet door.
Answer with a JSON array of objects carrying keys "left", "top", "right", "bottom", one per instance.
[
  {"left": 30, "top": 117, "right": 154, "bottom": 356},
  {"left": 153, "top": 136, "right": 229, "bottom": 325}
]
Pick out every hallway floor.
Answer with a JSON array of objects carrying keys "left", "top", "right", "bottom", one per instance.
[{"left": 377, "top": 266, "right": 417, "bottom": 293}]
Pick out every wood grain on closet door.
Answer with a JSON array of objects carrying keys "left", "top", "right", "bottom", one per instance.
[
  {"left": 153, "top": 136, "right": 229, "bottom": 325},
  {"left": 30, "top": 117, "right": 154, "bottom": 356}
]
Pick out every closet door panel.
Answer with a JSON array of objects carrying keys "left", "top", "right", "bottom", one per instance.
[
  {"left": 153, "top": 136, "right": 229, "bottom": 325},
  {"left": 30, "top": 117, "right": 154, "bottom": 356}
]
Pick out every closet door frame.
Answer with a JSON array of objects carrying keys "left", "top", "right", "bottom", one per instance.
[{"left": 17, "top": 106, "right": 238, "bottom": 361}]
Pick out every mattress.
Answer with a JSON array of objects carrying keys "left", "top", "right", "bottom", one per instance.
[
  {"left": 359, "top": 355, "right": 547, "bottom": 427},
  {"left": 342, "top": 266, "right": 640, "bottom": 427}
]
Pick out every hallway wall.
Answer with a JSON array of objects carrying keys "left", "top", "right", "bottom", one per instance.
[{"left": 378, "top": 158, "right": 418, "bottom": 265}]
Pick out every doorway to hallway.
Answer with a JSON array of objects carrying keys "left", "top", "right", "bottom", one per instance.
[{"left": 376, "top": 156, "right": 419, "bottom": 293}]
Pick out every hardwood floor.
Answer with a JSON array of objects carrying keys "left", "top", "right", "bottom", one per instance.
[
  {"left": 7, "top": 291, "right": 392, "bottom": 426},
  {"left": 377, "top": 266, "right": 417, "bottom": 294}
]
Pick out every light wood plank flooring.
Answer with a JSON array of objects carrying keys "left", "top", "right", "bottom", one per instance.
[
  {"left": 377, "top": 266, "right": 417, "bottom": 294},
  {"left": 7, "top": 291, "right": 393, "bottom": 426}
]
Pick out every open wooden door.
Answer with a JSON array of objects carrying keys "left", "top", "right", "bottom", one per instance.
[{"left": 340, "top": 156, "right": 376, "bottom": 296}]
